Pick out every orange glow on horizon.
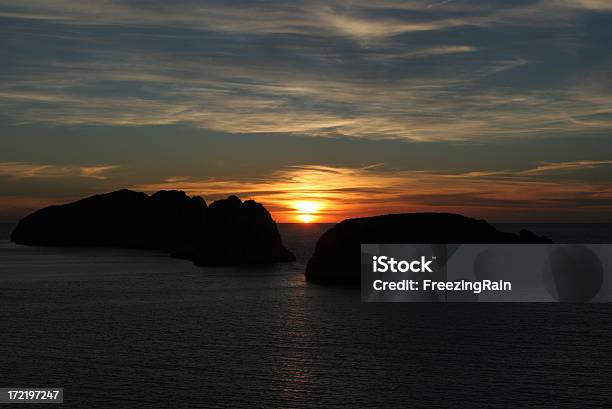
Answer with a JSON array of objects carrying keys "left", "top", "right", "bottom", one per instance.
[{"left": 132, "top": 164, "right": 612, "bottom": 224}]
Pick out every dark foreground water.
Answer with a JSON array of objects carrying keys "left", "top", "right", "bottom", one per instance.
[{"left": 1, "top": 223, "right": 612, "bottom": 408}]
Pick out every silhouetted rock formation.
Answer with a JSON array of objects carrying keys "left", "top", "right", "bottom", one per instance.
[
  {"left": 305, "top": 213, "right": 552, "bottom": 285},
  {"left": 190, "top": 195, "right": 296, "bottom": 265},
  {"left": 11, "top": 189, "right": 295, "bottom": 265}
]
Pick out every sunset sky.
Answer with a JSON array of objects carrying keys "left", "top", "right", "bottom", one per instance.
[{"left": 1, "top": 0, "right": 612, "bottom": 223}]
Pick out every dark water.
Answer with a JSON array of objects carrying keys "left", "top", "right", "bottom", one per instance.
[{"left": 1, "top": 223, "right": 612, "bottom": 408}]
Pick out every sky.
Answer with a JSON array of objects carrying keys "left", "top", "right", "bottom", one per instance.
[{"left": 1, "top": 0, "right": 612, "bottom": 223}]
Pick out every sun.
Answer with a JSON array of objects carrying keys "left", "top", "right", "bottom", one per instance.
[
  {"left": 299, "top": 214, "right": 315, "bottom": 223},
  {"left": 293, "top": 201, "right": 321, "bottom": 223}
]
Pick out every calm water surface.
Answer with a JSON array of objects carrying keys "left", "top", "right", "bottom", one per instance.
[{"left": 1, "top": 223, "right": 612, "bottom": 408}]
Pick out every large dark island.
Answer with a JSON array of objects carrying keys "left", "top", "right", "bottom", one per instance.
[
  {"left": 11, "top": 189, "right": 295, "bottom": 265},
  {"left": 305, "top": 213, "right": 552, "bottom": 285}
]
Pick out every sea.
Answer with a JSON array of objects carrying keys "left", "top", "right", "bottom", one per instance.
[{"left": 1, "top": 222, "right": 612, "bottom": 408}]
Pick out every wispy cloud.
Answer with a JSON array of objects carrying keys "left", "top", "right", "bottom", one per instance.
[
  {"left": 0, "top": 0, "right": 606, "bottom": 39},
  {"left": 557, "top": 0, "right": 612, "bottom": 11},
  {"left": 519, "top": 160, "right": 612, "bottom": 175},
  {"left": 1, "top": 1, "right": 461, "bottom": 39},
  {"left": 133, "top": 161, "right": 612, "bottom": 222},
  {"left": 367, "top": 45, "right": 478, "bottom": 60},
  {"left": 0, "top": 162, "right": 119, "bottom": 180},
  {"left": 315, "top": 9, "right": 465, "bottom": 40},
  {"left": 2, "top": 1, "right": 611, "bottom": 140},
  {"left": 2, "top": 53, "right": 612, "bottom": 141},
  {"left": 2, "top": 160, "right": 610, "bottom": 222}
]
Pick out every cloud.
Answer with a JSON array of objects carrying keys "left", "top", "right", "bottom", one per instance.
[
  {"left": 132, "top": 161, "right": 612, "bottom": 222},
  {"left": 2, "top": 160, "right": 609, "bottom": 222},
  {"left": 557, "top": 0, "right": 612, "bottom": 11},
  {"left": 519, "top": 160, "right": 612, "bottom": 175},
  {"left": 0, "top": 0, "right": 604, "bottom": 39},
  {"left": 79, "top": 165, "right": 120, "bottom": 179},
  {"left": 1, "top": 0, "right": 612, "bottom": 141},
  {"left": 2, "top": 53, "right": 612, "bottom": 141},
  {"left": 0, "top": 162, "right": 119, "bottom": 180},
  {"left": 0, "top": 1, "right": 462, "bottom": 40},
  {"left": 315, "top": 9, "right": 465, "bottom": 40},
  {"left": 368, "top": 45, "right": 478, "bottom": 60}
]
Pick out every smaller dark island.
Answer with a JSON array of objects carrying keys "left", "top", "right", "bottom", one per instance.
[
  {"left": 11, "top": 189, "right": 295, "bottom": 265},
  {"left": 305, "top": 213, "right": 552, "bottom": 285}
]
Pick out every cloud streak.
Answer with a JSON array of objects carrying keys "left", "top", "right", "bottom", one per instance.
[
  {"left": 2, "top": 54, "right": 612, "bottom": 141},
  {"left": 2, "top": 1, "right": 612, "bottom": 140},
  {"left": 0, "top": 162, "right": 118, "bottom": 180},
  {"left": 0, "top": 0, "right": 607, "bottom": 36},
  {"left": 519, "top": 160, "right": 612, "bottom": 175},
  {"left": 133, "top": 161, "right": 612, "bottom": 222}
]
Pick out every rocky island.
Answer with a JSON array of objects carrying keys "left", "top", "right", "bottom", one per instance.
[
  {"left": 305, "top": 213, "right": 552, "bottom": 285},
  {"left": 10, "top": 189, "right": 295, "bottom": 265}
]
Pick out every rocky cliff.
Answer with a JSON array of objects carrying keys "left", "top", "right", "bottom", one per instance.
[
  {"left": 305, "top": 213, "right": 552, "bottom": 285},
  {"left": 11, "top": 189, "right": 295, "bottom": 265}
]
